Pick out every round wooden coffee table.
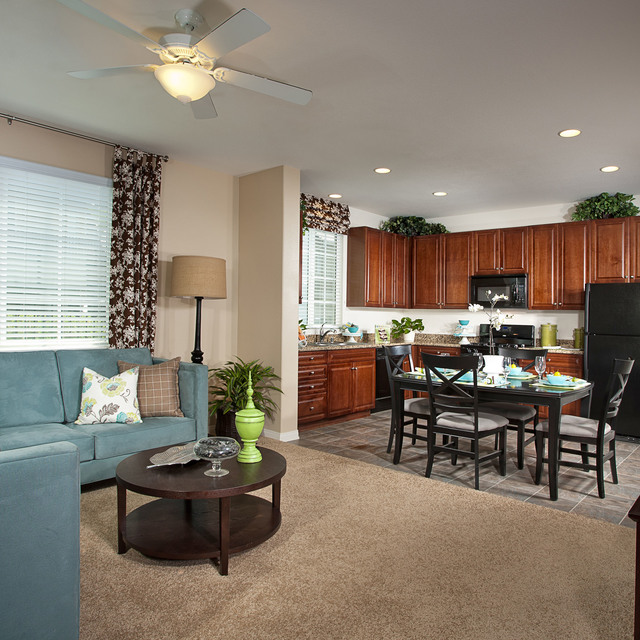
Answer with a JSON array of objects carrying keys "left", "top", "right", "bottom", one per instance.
[{"left": 116, "top": 445, "right": 286, "bottom": 575}]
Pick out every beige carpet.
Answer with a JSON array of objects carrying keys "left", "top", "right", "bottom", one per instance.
[{"left": 80, "top": 438, "right": 635, "bottom": 640}]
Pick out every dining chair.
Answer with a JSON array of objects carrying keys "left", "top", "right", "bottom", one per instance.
[
  {"left": 383, "top": 345, "right": 431, "bottom": 459},
  {"left": 421, "top": 353, "right": 509, "bottom": 490},
  {"left": 534, "top": 357, "right": 634, "bottom": 498},
  {"left": 481, "top": 347, "right": 548, "bottom": 470}
]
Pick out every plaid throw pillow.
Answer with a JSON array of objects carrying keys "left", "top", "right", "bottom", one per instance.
[{"left": 117, "top": 357, "right": 184, "bottom": 418}]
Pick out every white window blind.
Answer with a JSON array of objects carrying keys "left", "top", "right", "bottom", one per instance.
[
  {"left": 0, "top": 156, "right": 113, "bottom": 350},
  {"left": 299, "top": 228, "right": 343, "bottom": 327}
]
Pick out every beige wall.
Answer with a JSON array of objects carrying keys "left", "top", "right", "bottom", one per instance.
[
  {"left": 0, "top": 120, "right": 238, "bottom": 368},
  {"left": 238, "top": 166, "right": 300, "bottom": 441}
]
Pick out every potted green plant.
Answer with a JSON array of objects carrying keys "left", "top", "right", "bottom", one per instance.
[
  {"left": 390, "top": 317, "right": 425, "bottom": 342},
  {"left": 209, "top": 358, "right": 283, "bottom": 438},
  {"left": 379, "top": 216, "right": 449, "bottom": 236},
  {"left": 571, "top": 192, "right": 639, "bottom": 221}
]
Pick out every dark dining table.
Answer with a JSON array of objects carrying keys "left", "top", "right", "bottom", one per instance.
[{"left": 390, "top": 372, "right": 593, "bottom": 501}]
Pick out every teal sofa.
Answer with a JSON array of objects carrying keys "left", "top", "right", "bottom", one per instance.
[
  {"left": 0, "top": 441, "right": 80, "bottom": 640},
  {"left": 0, "top": 348, "right": 209, "bottom": 484}
]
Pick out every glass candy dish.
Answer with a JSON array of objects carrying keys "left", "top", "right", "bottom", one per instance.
[{"left": 193, "top": 437, "right": 240, "bottom": 477}]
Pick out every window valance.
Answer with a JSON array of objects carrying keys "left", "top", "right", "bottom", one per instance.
[{"left": 301, "top": 193, "right": 350, "bottom": 235}]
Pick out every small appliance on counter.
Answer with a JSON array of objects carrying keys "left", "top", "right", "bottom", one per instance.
[{"left": 541, "top": 323, "right": 558, "bottom": 347}]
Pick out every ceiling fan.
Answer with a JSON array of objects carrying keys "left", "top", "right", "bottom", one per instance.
[{"left": 55, "top": 0, "right": 312, "bottom": 119}]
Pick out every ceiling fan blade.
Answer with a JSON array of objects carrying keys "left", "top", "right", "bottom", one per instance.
[
  {"left": 213, "top": 67, "right": 312, "bottom": 105},
  {"left": 68, "top": 65, "right": 157, "bottom": 79},
  {"left": 190, "top": 93, "right": 218, "bottom": 119},
  {"left": 55, "top": 0, "right": 162, "bottom": 51},
  {"left": 194, "top": 8, "right": 270, "bottom": 60}
]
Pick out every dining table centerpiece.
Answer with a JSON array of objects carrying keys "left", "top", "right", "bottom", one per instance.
[{"left": 468, "top": 292, "right": 513, "bottom": 355}]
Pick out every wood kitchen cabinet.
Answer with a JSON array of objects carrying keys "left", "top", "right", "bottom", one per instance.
[
  {"left": 528, "top": 222, "right": 589, "bottom": 310},
  {"left": 347, "top": 227, "right": 410, "bottom": 308},
  {"left": 298, "top": 351, "right": 328, "bottom": 426},
  {"left": 382, "top": 231, "right": 410, "bottom": 308},
  {"left": 327, "top": 348, "right": 375, "bottom": 418},
  {"left": 413, "top": 232, "right": 471, "bottom": 309},
  {"left": 539, "top": 352, "right": 584, "bottom": 417},
  {"left": 472, "top": 227, "right": 528, "bottom": 275},
  {"left": 590, "top": 217, "right": 640, "bottom": 283}
]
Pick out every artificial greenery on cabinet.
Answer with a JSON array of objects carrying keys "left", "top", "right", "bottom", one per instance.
[
  {"left": 571, "top": 192, "right": 639, "bottom": 221},
  {"left": 379, "top": 216, "right": 449, "bottom": 237}
]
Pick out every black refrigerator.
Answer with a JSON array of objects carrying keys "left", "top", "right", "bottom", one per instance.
[{"left": 584, "top": 283, "right": 640, "bottom": 438}]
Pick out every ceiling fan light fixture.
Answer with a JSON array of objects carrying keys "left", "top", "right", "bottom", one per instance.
[{"left": 154, "top": 63, "right": 215, "bottom": 104}]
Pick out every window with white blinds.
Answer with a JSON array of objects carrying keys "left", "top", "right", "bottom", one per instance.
[
  {"left": 0, "top": 156, "right": 113, "bottom": 350},
  {"left": 299, "top": 228, "right": 343, "bottom": 327}
]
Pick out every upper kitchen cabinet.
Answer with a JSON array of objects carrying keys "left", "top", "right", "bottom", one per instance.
[
  {"left": 347, "top": 227, "right": 410, "bottom": 308},
  {"left": 528, "top": 221, "right": 589, "bottom": 310},
  {"left": 472, "top": 227, "right": 528, "bottom": 275},
  {"left": 413, "top": 232, "right": 471, "bottom": 309},
  {"left": 382, "top": 232, "right": 410, "bottom": 308},
  {"left": 590, "top": 217, "right": 640, "bottom": 283},
  {"left": 346, "top": 227, "right": 383, "bottom": 307}
]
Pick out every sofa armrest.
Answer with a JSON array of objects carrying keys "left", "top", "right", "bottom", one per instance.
[
  {"left": 153, "top": 358, "right": 209, "bottom": 439},
  {"left": 0, "top": 442, "right": 80, "bottom": 640}
]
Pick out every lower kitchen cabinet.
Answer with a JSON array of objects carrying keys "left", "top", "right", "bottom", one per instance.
[
  {"left": 298, "top": 351, "right": 328, "bottom": 425},
  {"left": 327, "top": 349, "right": 376, "bottom": 418},
  {"left": 298, "top": 348, "right": 375, "bottom": 427}
]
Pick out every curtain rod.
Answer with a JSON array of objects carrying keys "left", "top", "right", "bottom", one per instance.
[{"left": 1, "top": 112, "right": 168, "bottom": 162}]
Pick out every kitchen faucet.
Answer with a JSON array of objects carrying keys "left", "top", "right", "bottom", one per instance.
[{"left": 318, "top": 323, "right": 339, "bottom": 343}]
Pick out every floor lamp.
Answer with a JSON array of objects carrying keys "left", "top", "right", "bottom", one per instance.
[{"left": 170, "top": 255, "right": 227, "bottom": 364}]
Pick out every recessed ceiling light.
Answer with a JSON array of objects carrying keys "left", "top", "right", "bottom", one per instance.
[
  {"left": 328, "top": 193, "right": 342, "bottom": 199},
  {"left": 432, "top": 191, "right": 448, "bottom": 197},
  {"left": 374, "top": 167, "right": 391, "bottom": 174},
  {"left": 600, "top": 165, "right": 619, "bottom": 173},
  {"left": 558, "top": 129, "right": 581, "bottom": 138}
]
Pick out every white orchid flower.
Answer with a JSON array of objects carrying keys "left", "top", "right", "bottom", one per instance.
[
  {"left": 491, "top": 293, "right": 508, "bottom": 303},
  {"left": 468, "top": 304, "right": 483, "bottom": 312}
]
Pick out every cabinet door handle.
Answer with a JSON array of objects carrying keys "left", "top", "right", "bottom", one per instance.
[
  {"left": 351, "top": 367, "right": 357, "bottom": 370},
  {"left": 310, "top": 406, "right": 315, "bottom": 411},
  {"left": 310, "top": 385, "right": 315, "bottom": 389},
  {"left": 310, "top": 371, "right": 315, "bottom": 375}
]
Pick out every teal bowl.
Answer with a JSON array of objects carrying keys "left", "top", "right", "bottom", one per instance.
[{"left": 544, "top": 374, "right": 572, "bottom": 386}]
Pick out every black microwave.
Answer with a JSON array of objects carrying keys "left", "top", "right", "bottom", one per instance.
[{"left": 469, "top": 275, "right": 528, "bottom": 309}]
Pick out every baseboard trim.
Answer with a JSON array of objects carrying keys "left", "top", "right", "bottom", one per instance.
[{"left": 264, "top": 428, "right": 300, "bottom": 442}]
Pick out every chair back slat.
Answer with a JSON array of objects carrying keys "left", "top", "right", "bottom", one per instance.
[
  {"left": 600, "top": 358, "right": 634, "bottom": 435},
  {"left": 497, "top": 347, "right": 548, "bottom": 372},
  {"left": 421, "top": 353, "right": 481, "bottom": 426},
  {"left": 383, "top": 345, "right": 414, "bottom": 403}
]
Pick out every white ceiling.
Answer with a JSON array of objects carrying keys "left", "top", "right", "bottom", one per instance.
[{"left": 2, "top": 0, "right": 640, "bottom": 219}]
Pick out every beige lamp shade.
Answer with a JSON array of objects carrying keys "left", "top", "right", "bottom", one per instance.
[{"left": 170, "top": 256, "right": 227, "bottom": 299}]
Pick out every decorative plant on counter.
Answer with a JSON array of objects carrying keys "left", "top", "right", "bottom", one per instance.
[
  {"left": 390, "top": 317, "right": 425, "bottom": 341},
  {"left": 209, "top": 358, "right": 283, "bottom": 437},
  {"left": 571, "top": 192, "right": 639, "bottom": 221},
  {"left": 379, "top": 216, "right": 449, "bottom": 237},
  {"left": 468, "top": 292, "right": 513, "bottom": 354}
]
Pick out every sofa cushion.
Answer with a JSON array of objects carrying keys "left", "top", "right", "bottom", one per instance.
[
  {"left": 75, "top": 367, "right": 142, "bottom": 425},
  {"left": 0, "top": 351, "right": 65, "bottom": 428},
  {"left": 0, "top": 424, "right": 95, "bottom": 462},
  {"left": 56, "top": 348, "right": 154, "bottom": 422},
  {"left": 118, "top": 357, "right": 184, "bottom": 418},
  {"left": 80, "top": 417, "right": 197, "bottom": 459}
]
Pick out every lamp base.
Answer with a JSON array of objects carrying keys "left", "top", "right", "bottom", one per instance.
[{"left": 191, "top": 349, "right": 204, "bottom": 364}]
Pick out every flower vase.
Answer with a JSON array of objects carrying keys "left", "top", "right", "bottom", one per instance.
[{"left": 234, "top": 373, "right": 264, "bottom": 463}]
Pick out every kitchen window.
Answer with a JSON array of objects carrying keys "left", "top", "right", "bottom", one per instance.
[
  {"left": 299, "top": 228, "right": 343, "bottom": 327},
  {"left": 0, "top": 156, "right": 113, "bottom": 350}
]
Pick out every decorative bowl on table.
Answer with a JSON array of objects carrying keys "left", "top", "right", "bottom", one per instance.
[
  {"left": 507, "top": 366, "right": 523, "bottom": 376},
  {"left": 544, "top": 374, "right": 573, "bottom": 387},
  {"left": 194, "top": 437, "right": 240, "bottom": 477}
]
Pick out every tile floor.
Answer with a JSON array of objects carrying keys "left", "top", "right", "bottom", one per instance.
[{"left": 294, "top": 410, "right": 640, "bottom": 529}]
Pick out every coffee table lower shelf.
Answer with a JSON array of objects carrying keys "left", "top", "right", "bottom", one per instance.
[{"left": 120, "top": 495, "right": 281, "bottom": 563}]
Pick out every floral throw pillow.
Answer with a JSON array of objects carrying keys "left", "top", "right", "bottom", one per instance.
[{"left": 75, "top": 367, "right": 142, "bottom": 425}]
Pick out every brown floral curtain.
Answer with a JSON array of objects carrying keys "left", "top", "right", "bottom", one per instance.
[
  {"left": 109, "top": 146, "right": 164, "bottom": 350},
  {"left": 300, "top": 193, "right": 350, "bottom": 234}
]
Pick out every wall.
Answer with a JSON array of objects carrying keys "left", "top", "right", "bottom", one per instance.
[
  {"left": 342, "top": 202, "right": 591, "bottom": 342},
  {"left": 238, "top": 166, "right": 300, "bottom": 441},
  {"left": 0, "top": 120, "right": 238, "bottom": 369}
]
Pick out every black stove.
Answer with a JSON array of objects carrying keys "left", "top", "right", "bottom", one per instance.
[{"left": 460, "top": 323, "right": 535, "bottom": 355}]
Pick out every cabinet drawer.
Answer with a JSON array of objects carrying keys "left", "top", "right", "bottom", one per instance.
[
  {"left": 327, "top": 348, "right": 375, "bottom": 364},
  {"left": 416, "top": 346, "right": 460, "bottom": 357},
  {"left": 298, "top": 365, "right": 327, "bottom": 383},
  {"left": 546, "top": 354, "right": 583, "bottom": 376},
  {"left": 298, "top": 396, "right": 327, "bottom": 423},
  {"left": 298, "top": 380, "right": 327, "bottom": 397},
  {"left": 299, "top": 351, "right": 328, "bottom": 366}
]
